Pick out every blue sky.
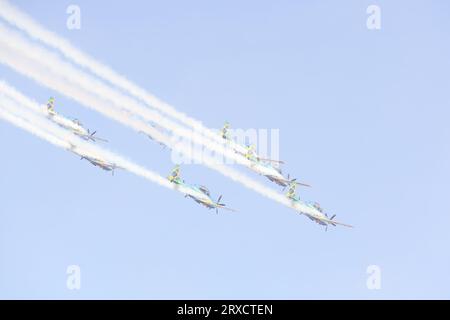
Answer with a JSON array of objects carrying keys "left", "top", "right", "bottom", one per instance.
[{"left": 1, "top": 0, "right": 450, "bottom": 299}]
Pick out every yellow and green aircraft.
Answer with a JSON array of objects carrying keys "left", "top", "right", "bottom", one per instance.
[
  {"left": 168, "top": 165, "right": 236, "bottom": 213},
  {"left": 46, "top": 97, "right": 107, "bottom": 142},
  {"left": 68, "top": 144, "right": 120, "bottom": 175},
  {"left": 286, "top": 182, "right": 353, "bottom": 230},
  {"left": 220, "top": 122, "right": 310, "bottom": 188}
]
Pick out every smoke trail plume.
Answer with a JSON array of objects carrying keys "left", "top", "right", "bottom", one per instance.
[
  {"left": 0, "top": 26, "right": 293, "bottom": 208},
  {"left": 0, "top": 0, "right": 231, "bottom": 148},
  {"left": 0, "top": 93, "right": 178, "bottom": 194},
  {"left": 0, "top": 23, "right": 257, "bottom": 169}
]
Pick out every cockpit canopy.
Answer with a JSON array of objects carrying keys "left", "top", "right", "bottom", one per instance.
[
  {"left": 306, "top": 201, "right": 323, "bottom": 213},
  {"left": 198, "top": 185, "right": 210, "bottom": 196},
  {"left": 72, "top": 118, "right": 83, "bottom": 126}
]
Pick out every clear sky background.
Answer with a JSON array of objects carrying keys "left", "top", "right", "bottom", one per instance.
[{"left": 1, "top": 0, "right": 449, "bottom": 299}]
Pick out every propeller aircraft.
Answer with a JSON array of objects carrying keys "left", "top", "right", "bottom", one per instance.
[
  {"left": 46, "top": 97, "right": 108, "bottom": 142},
  {"left": 247, "top": 154, "right": 310, "bottom": 188},
  {"left": 220, "top": 122, "right": 284, "bottom": 164},
  {"left": 220, "top": 122, "right": 309, "bottom": 188},
  {"left": 68, "top": 144, "right": 120, "bottom": 175},
  {"left": 286, "top": 182, "right": 353, "bottom": 230},
  {"left": 167, "top": 165, "right": 236, "bottom": 213}
]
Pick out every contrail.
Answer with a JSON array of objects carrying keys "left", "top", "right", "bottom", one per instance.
[
  {"left": 0, "top": 0, "right": 232, "bottom": 149},
  {"left": 0, "top": 3, "right": 352, "bottom": 227},
  {"left": 0, "top": 93, "right": 183, "bottom": 197},
  {"left": 0, "top": 23, "right": 257, "bottom": 169},
  {"left": 0, "top": 25, "right": 294, "bottom": 208},
  {"left": 0, "top": 100, "right": 71, "bottom": 150},
  {"left": 1, "top": 88, "right": 351, "bottom": 228},
  {"left": 0, "top": 97, "right": 214, "bottom": 205},
  {"left": 0, "top": 80, "right": 293, "bottom": 209}
]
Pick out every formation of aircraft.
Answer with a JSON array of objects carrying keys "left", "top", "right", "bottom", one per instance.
[
  {"left": 220, "top": 122, "right": 310, "bottom": 188},
  {"left": 46, "top": 97, "right": 108, "bottom": 143},
  {"left": 42, "top": 96, "right": 351, "bottom": 228},
  {"left": 167, "top": 165, "right": 236, "bottom": 213},
  {"left": 286, "top": 182, "right": 353, "bottom": 230}
]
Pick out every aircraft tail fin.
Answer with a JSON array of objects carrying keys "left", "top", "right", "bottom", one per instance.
[{"left": 168, "top": 165, "right": 181, "bottom": 182}]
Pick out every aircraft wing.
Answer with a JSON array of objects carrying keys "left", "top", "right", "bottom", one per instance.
[
  {"left": 294, "top": 181, "right": 311, "bottom": 187},
  {"left": 216, "top": 204, "right": 237, "bottom": 212},
  {"left": 319, "top": 216, "right": 354, "bottom": 228},
  {"left": 47, "top": 109, "right": 57, "bottom": 117},
  {"left": 281, "top": 178, "right": 311, "bottom": 187},
  {"left": 92, "top": 136, "right": 108, "bottom": 143}
]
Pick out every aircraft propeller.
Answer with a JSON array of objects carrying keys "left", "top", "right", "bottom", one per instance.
[
  {"left": 216, "top": 195, "right": 226, "bottom": 214},
  {"left": 324, "top": 213, "right": 337, "bottom": 231},
  {"left": 87, "top": 129, "right": 108, "bottom": 143}
]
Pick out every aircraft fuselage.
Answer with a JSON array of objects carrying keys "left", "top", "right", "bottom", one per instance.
[
  {"left": 290, "top": 199, "right": 329, "bottom": 225},
  {"left": 249, "top": 161, "right": 287, "bottom": 186},
  {"left": 48, "top": 112, "right": 90, "bottom": 138},
  {"left": 174, "top": 183, "right": 219, "bottom": 209}
]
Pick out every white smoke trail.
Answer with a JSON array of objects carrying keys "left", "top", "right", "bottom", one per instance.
[
  {"left": 0, "top": 3, "right": 352, "bottom": 226},
  {"left": 0, "top": 102, "right": 71, "bottom": 150},
  {"left": 0, "top": 80, "right": 292, "bottom": 208},
  {"left": 0, "top": 96, "right": 225, "bottom": 206},
  {"left": 0, "top": 0, "right": 231, "bottom": 148},
  {"left": 0, "top": 94, "right": 177, "bottom": 194},
  {"left": 1, "top": 92, "right": 328, "bottom": 225},
  {"left": 0, "top": 25, "right": 293, "bottom": 207},
  {"left": 0, "top": 23, "right": 256, "bottom": 169}
]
